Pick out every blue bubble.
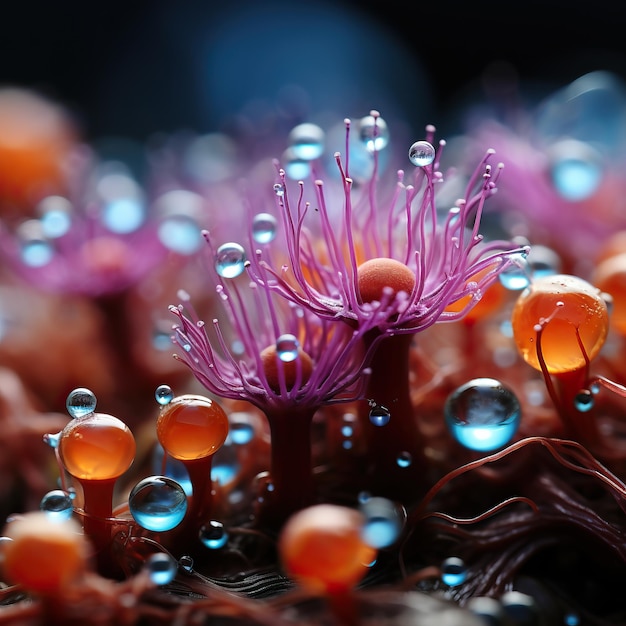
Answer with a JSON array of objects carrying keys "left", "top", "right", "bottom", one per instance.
[
  {"left": 359, "top": 496, "right": 404, "bottom": 549},
  {"left": 40, "top": 490, "right": 74, "bottom": 520},
  {"left": 199, "top": 520, "right": 228, "bottom": 549},
  {"left": 146, "top": 552, "right": 178, "bottom": 585},
  {"left": 129, "top": 476, "right": 188, "bottom": 532},
  {"left": 66, "top": 387, "right": 97, "bottom": 418},
  {"left": 441, "top": 556, "right": 467, "bottom": 587}
]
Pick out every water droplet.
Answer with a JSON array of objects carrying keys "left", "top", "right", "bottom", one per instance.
[
  {"left": 549, "top": 139, "right": 603, "bottom": 201},
  {"left": 199, "top": 520, "right": 228, "bottom": 549},
  {"left": 273, "top": 183, "right": 285, "bottom": 196},
  {"left": 215, "top": 242, "right": 246, "bottom": 278},
  {"left": 66, "top": 387, "right": 97, "bottom": 418},
  {"left": 467, "top": 596, "right": 505, "bottom": 624},
  {"left": 396, "top": 451, "right": 412, "bottom": 468},
  {"left": 527, "top": 245, "right": 562, "bottom": 281},
  {"left": 288, "top": 122, "right": 325, "bottom": 160},
  {"left": 211, "top": 441, "right": 240, "bottom": 486},
  {"left": 574, "top": 389, "right": 594, "bottom": 412},
  {"left": 158, "top": 215, "right": 203, "bottom": 255},
  {"left": 282, "top": 148, "right": 311, "bottom": 180},
  {"left": 178, "top": 555, "right": 194, "bottom": 573},
  {"left": 43, "top": 431, "right": 61, "bottom": 448},
  {"left": 358, "top": 491, "right": 371, "bottom": 504},
  {"left": 151, "top": 444, "right": 192, "bottom": 496},
  {"left": 101, "top": 197, "right": 145, "bottom": 234},
  {"left": 21, "top": 238, "right": 54, "bottom": 267},
  {"left": 368, "top": 403, "right": 391, "bottom": 427},
  {"left": 408, "top": 140, "right": 436, "bottom": 167},
  {"left": 444, "top": 378, "right": 521, "bottom": 451},
  {"left": 129, "top": 476, "right": 188, "bottom": 532},
  {"left": 500, "top": 591, "right": 538, "bottom": 624},
  {"left": 152, "top": 328, "right": 173, "bottom": 351},
  {"left": 37, "top": 196, "right": 73, "bottom": 238},
  {"left": 228, "top": 413, "right": 255, "bottom": 445},
  {"left": 252, "top": 212, "right": 278, "bottom": 244},
  {"left": 40, "top": 490, "right": 74, "bottom": 520},
  {"left": 359, "top": 114, "right": 390, "bottom": 152},
  {"left": 359, "top": 496, "right": 404, "bottom": 549},
  {"left": 146, "top": 552, "right": 177, "bottom": 586},
  {"left": 441, "top": 556, "right": 467, "bottom": 587},
  {"left": 155, "top": 384, "right": 174, "bottom": 406},
  {"left": 499, "top": 254, "right": 531, "bottom": 290},
  {"left": 564, "top": 612, "right": 580, "bottom": 626},
  {"left": 276, "top": 334, "right": 299, "bottom": 362}
]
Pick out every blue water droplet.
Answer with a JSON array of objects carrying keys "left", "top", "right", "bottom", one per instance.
[
  {"left": 499, "top": 254, "right": 531, "bottom": 290},
  {"left": 467, "top": 596, "right": 505, "bottom": 624},
  {"left": 549, "top": 140, "right": 603, "bottom": 201},
  {"left": 228, "top": 413, "right": 255, "bottom": 445},
  {"left": 574, "top": 389, "right": 594, "bottom": 412},
  {"left": 500, "top": 591, "right": 537, "bottom": 624},
  {"left": 151, "top": 444, "right": 192, "bottom": 496},
  {"left": 282, "top": 148, "right": 311, "bottom": 180},
  {"left": 129, "top": 476, "right": 188, "bottom": 532},
  {"left": 359, "top": 114, "right": 390, "bottom": 152},
  {"left": 396, "top": 451, "right": 412, "bottom": 468},
  {"left": 408, "top": 140, "right": 436, "bottom": 166},
  {"left": 43, "top": 431, "right": 61, "bottom": 448},
  {"left": 101, "top": 197, "right": 145, "bottom": 234},
  {"left": 178, "top": 555, "right": 194, "bottom": 572},
  {"left": 276, "top": 334, "right": 299, "bottom": 362},
  {"left": 369, "top": 404, "right": 390, "bottom": 427},
  {"left": 158, "top": 215, "right": 203, "bottom": 255},
  {"left": 360, "top": 496, "right": 404, "bottom": 549},
  {"left": 21, "top": 239, "right": 54, "bottom": 267},
  {"left": 527, "top": 245, "right": 562, "bottom": 281},
  {"left": 199, "top": 520, "right": 228, "bottom": 549},
  {"left": 252, "top": 213, "right": 278, "bottom": 244},
  {"left": 211, "top": 440, "right": 240, "bottom": 486},
  {"left": 155, "top": 385, "right": 174, "bottom": 406},
  {"left": 288, "top": 122, "right": 325, "bottom": 160},
  {"left": 40, "top": 490, "right": 74, "bottom": 520},
  {"left": 441, "top": 556, "right": 467, "bottom": 587},
  {"left": 444, "top": 378, "right": 521, "bottom": 452},
  {"left": 564, "top": 612, "right": 580, "bottom": 626},
  {"left": 273, "top": 183, "right": 285, "bottom": 197},
  {"left": 66, "top": 387, "right": 97, "bottom": 418},
  {"left": 146, "top": 552, "right": 177, "bottom": 586},
  {"left": 215, "top": 242, "right": 246, "bottom": 278}
]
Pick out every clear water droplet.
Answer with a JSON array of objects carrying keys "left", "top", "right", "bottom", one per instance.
[
  {"left": 151, "top": 444, "right": 192, "bottom": 496},
  {"left": 396, "top": 451, "right": 412, "bottom": 468},
  {"left": 282, "top": 148, "right": 311, "bottom": 180},
  {"left": 500, "top": 591, "right": 538, "bottom": 624},
  {"left": 359, "top": 114, "right": 390, "bottom": 152},
  {"left": 146, "top": 552, "right": 177, "bottom": 586},
  {"left": 499, "top": 254, "right": 531, "bottom": 290},
  {"left": 40, "top": 490, "right": 74, "bottom": 520},
  {"left": 215, "top": 242, "right": 246, "bottom": 278},
  {"left": 178, "top": 555, "right": 194, "bottom": 572},
  {"left": 129, "top": 476, "right": 188, "bottom": 532},
  {"left": 252, "top": 212, "right": 278, "bottom": 244},
  {"left": 43, "top": 431, "right": 61, "bottom": 448},
  {"left": 276, "top": 334, "right": 299, "bottom": 362},
  {"left": 101, "top": 197, "right": 145, "bottom": 234},
  {"left": 574, "top": 389, "right": 594, "bottom": 412},
  {"left": 368, "top": 404, "right": 391, "bottom": 427},
  {"left": 155, "top": 385, "right": 174, "bottom": 406},
  {"left": 211, "top": 440, "right": 240, "bottom": 486},
  {"left": 359, "top": 496, "right": 404, "bottom": 549},
  {"left": 199, "top": 520, "right": 228, "bottom": 549},
  {"left": 273, "top": 183, "right": 285, "bottom": 197},
  {"left": 408, "top": 140, "right": 436, "bottom": 167},
  {"left": 444, "top": 378, "right": 521, "bottom": 452},
  {"left": 288, "top": 123, "right": 325, "bottom": 160},
  {"left": 549, "top": 140, "right": 603, "bottom": 201},
  {"left": 228, "top": 413, "right": 255, "bottom": 445},
  {"left": 441, "top": 556, "right": 467, "bottom": 587},
  {"left": 66, "top": 387, "right": 97, "bottom": 418},
  {"left": 158, "top": 215, "right": 203, "bottom": 255}
]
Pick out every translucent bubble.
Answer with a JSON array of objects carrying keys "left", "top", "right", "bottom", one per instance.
[
  {"left": 549, "top": 139, "right": 603, "bottom": 201},
  {"left": 441, "top": 556, "right": 467, "bottom": 587},
  {"left": 199, "top": 520, "right": 228, "bottom": 549},
  {"left": 408, "top": 140, "right": 436, "bottom": 166},
  {"left": 500, "top": 591, "right": 538, "bottom": 624},
  {"left": 146, "top": 552, "right": 177, "bottom": 586},
  {"left": 158, "top": 215, "right": 203, "bottom": 255},
  {"left": 288, "top": 122, "right": 325, "bottom": 160},
  {"left": 178, "top": 555, "right": 194, "bottom": 572},
  {"left": 228, "top": 413, "right": 255, "bottom": 445},
  {"left": 211, "top": 441, "right": 240, "bottom": 486},
  {"left": 574, "top": 389, "right": 594, "bottom": 412},
  {"left": 43, "top": 432, "right": 61, "bottom": 448},
  {"left": 21, "top": 238, "right": 54, "bottom": 267},
  {"left": 564, "top": 612, "right": 581, "bottom": 626},
  {"left": 252, "top": 212, "right": 278, "bottom": 244},
  {"left": 152, "top": 328, "right": 172, "bottom": 351},
  {"left": 359, "top": 114, "right": 390, "bottom": 152},
  {"left": 101, "top": 197, "right": 145, "bottom": 234},
  {"left": 151, "top": 444, "right": 192, "bottom": 496},
  {"left": 129, "top": 476, "right": 188, "bottom": 532},
  {"left": 40, "top": 490, "right": 74, "bottom": 521},
  {"left": 273, "top": 183, "right": 285, "bottom": 197},
  {"left": 66, "top": 387, "right": 97, "bottom": 418},
  {"left": 444, "top": 378, "right": 521, "bottom": 452},
  {"left": 37, "top": 196, "right": 73, "bottom": 238},
  {"left": 155, "top": 384, "right": 174, "bottom": 406},
  {"left": 368, "top": 404, "right": 390, "bottom": 427},
  {"left": 359, "top": 496, "right": 404, "bottom": 549},
  {"left": 467, "top": 596, "right": 505, "bottom": 624},
  {"left": 499, "top": 254, "right": 531, "bottom": 290},
  {"left": 282, "top": 148, "right": 311, "bottom": 180},
  {"left": 276, "top": 334, "right": 299, "bottom": 362},
  {"left": 215, "top": 242, "right": 246, "bottom": 278},
  {"left": 527, "top": 245, "right": 562, "bottom": 281},
  {"left": 396, "top": 451, "right": 412, "bottom": 468}
]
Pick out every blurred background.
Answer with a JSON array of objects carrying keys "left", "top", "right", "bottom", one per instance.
[{"left": 2, "top": 0, "right": 625, "bottom": 142}]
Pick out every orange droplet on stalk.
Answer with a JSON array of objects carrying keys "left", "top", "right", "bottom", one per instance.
[
  {"left": 357, "top": 258, "right": 415, "bottom": 304},
  {"left": 511, "top": 274, "right": 609, "bottom": 374},
  {"left": 1, "top": 512, "right": 89, "bottom": 595},
  {"left": 279, "top": 504, "right": 376, "bottom": 595},
  {"left": 592, "top": 252, "right": 626, "bottom": 335},
  {"left": 260, "top": 345, "right": 313, "bottom": 392}
]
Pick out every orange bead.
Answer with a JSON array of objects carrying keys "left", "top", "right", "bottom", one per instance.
[
  {"left": 1, "top": 512, "right": 89, "bottom": 595},
  {"left": 59, "top": 413, "right": 136, "bottom": 481},
  {"left": 592, "top": 252, "right": 626, "bottom": 336},
  {"left": 357, "top": 258, "right": 416, "bottom": 303},
  {"left": 260, "top": 345, "right": 313, "bottom": 392},
  {"left": 278, "top": 504, "right": 377, "bottom": 595},
  {"left": 511, "top": 274, "right": 609, "bottom": 374},
  {"left": 157, "top": 394, "right": 229, "bottom": 461}
]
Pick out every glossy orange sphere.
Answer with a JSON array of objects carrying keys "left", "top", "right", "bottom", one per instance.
[
  {"left": 279, "top": 504, "right": 377, "bottom": 595},
  {"left": 157, "top": 394, "right": 229, "bottom": 461},
  {"left": 1, "top": 512, "right": 89, "bottom": 595},
  {"left": 59, "top": 413, "right": 136, "bottom": 480},
  {"left": 592, "top": 252, "right": 626, "bottom": 336},
  {"left": 511, "top": 274, "right": 609, "bottom": 374},
  {"left": 357, "top": 258, "right": 416, "bottom": 303}
]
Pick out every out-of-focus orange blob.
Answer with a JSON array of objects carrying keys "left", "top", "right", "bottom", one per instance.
[
  {"left": 1, "top": 512, "right": 89, "bottom": 594},
  {"left": 592, "top": 252, "right": 626, "bottom": 336},
  {"left": 0, "top": 88, "right": 78, "bottom": 213},
  {"left": 278, "top": 504, "right": 376, "bottom": 595},
  {"left": 260, "top": 345, "right": 313, "bottom": 392},
  {"left": 595, "top": 230, "right": 626, "bottom": 264},
  {"left": 59, "top": 413, "right": 136, "bottom": 480},
  {"left": 444, "top": 266, "right": 507, "bottom": 322},
  {"left": 157, "top": 394, "right": 229, "bottom": 461},
  {"left": 357, "top": 258, "right": 416, "bottom": 303},
  {"left": 511, "top": 274, "right": 609, "bottom": 374}
]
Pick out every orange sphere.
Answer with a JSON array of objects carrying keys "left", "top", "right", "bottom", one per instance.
[
  {"left": 157, "top": 394, "right": 229, "bottom": 461},
  {"left": 278, "top": 504, "right": 377, "bottom": 595},
  {"left": 444, "top": 266, "right": 507, "bottom": 322},
  {"left": 357, "top": 258, "right": 416, "bottom": 303},
  {"left": 59, "top": 413, "right": 136, "bottom": 480},
  {"left": 1, "top": 512, "right": 89, "bottom": 595},
  {"left": 592, "top": 252, "right": 626, "bottom": 336},
  {"left": 511, "top": 274, "right": 609, "bottom": 374},
  {"left": 260, "top": 345, "right": 313, "bottom": 392}
]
